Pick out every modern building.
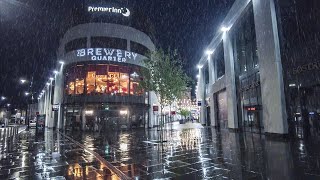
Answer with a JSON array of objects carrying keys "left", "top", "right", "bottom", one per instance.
[
  {"left": 37, "top": 21, "right": 157, "bottom": 130},
  {"left": 196, "top": 0, "right": 320, "bottom": 137}
]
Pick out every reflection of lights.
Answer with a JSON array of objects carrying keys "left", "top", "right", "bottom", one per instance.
[
  {"left": 130, "top": 72, "right": 139, "bottom": 78},
  {"left": 120, "top": 110, "right": 128, "bottom": 115},
  {"left": 120, "top": 143, "right": 128, "bottom": 151},
  {"left": 20, "top": 79, "right": 26, "bottom": 84},
  {"left": 85, "top": 110, "right": 94, "bottom": 115}
]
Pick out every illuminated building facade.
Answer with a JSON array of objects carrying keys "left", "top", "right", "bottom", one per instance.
[
  {"left": 38, "top": 23, "right": 157, "bottom": 130},
  {"left": 196, "top": 0, "right": 320, "bottom": 137}
]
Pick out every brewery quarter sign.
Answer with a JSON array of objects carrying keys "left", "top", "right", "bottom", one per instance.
[{"left": 76, "top": 48, "right": 138, "bottom": 63}]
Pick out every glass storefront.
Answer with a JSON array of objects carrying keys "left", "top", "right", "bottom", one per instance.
[
  {"left": 216, "top": 90, "right": 228, "bottom": 128},
  {"left": 65, "top": 63, "right": 143, "bottom": 96},
  {"left": 63, "top": 62, "right": 148, "bottom": 131},
  {"left": 232, "top": 4, "right": 263, "bottom": 132}
]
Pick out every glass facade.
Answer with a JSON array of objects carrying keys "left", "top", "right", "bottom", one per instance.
[
  {"left": 276, "top": 0, "right": 320, "bottom": 137},
  {"left": 65, "top": 63, "right": 143, "bottom": 96},
  {"left": 232, "top": 4, "right": 262, "bottom": 131},
  {"left": 214, "top": 43, "right": 225, "bottom": 80}
]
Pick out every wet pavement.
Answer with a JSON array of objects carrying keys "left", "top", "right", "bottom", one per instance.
[
  {"left": 0, "top": 127, "right": 120, "bottom": 179},
  {"left": 67, "top": 122, "right": 320, "bottom": 180},
  {"left": 0, "top": 122, "right": 320, "bottom": 179}
]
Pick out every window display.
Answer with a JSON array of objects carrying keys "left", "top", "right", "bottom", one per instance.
[{"left": 65, "top": 63, "right": 143, "bottom": 96}]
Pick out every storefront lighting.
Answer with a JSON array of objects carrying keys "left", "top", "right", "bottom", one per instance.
[
  {"left": 85, "top": 110, "right": 94, "bottom": 115},
  {"left": 130, "top": 72, "right": 139, "bottom": 78},
  {"left": 120, "top": 110, "right": 128, "bottom": 115},
  {"left": 20, "top": 79, "right": 26, "bottom": 84},
  {"left": 221, "top": 26, "right": 231, "bottom": 32}
]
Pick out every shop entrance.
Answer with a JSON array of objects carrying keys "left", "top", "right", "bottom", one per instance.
[
  {"left": 206, "top": 106, "right": 211, "bottom": 126},
  {"left": 243, "top": 107, "right": 263, "bottom": 133}
]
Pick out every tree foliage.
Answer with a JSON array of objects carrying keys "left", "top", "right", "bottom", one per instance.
[
  {"left": 140, "top": 48, "right": 189, "bottom": 111},
  {"left": 179, "top": 108, "right": 190, "bottom": 120}
]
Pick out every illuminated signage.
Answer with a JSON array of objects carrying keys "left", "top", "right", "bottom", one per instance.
[
  {"left": 87, "top": 6, "right": 130, "bottom": 17},
  {"left": 52, "top": 104, "right": 59, "bottom": 111},
  {"left": 76, "top": 48, "right": 138, "bottom": 63},
  {"left": 292, "top": 61, "right": 320, "bottom": 75}
]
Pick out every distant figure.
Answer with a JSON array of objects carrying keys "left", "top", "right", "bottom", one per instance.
[{"left": 4, "top": 118, "right": 8, "bottom": 127}]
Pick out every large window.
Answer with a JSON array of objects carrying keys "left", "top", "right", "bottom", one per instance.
[
  {"left": 65, "top": 38, "right": 87, "bottom": 53},
  {"left": 65, "top": 64, "right": 143, "bottom": 96},
  {"left": 91, "top": 37, "right": 127, "bottom": 50},
  {"left": 86, "top": 64, "right": 96, "bottom": 95},
  {"left": 75, "top": 65, "right": 85, "bottom": 95},
  {"left": 233, "top": 6, "right": 258, "bottom": 75},
  {"left": 95, "top": 64, "right": 108, "bottom": 94},
  {"left": 214, "top": 43, "right": 225, "bottom": 79},
  {"left": 130, "top": 41, "right": 150, "bottom": 57}
]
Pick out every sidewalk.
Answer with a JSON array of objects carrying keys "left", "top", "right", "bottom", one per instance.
[
  {"left": 0, "top": 128, "right": 121, "bottom": 179},
  {"left": 67, "top": 126, "right": 320, "bottom": 179}
]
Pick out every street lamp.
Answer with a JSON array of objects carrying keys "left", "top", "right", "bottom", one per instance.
[
  {"left": 25, "top": 92, "right": 30, "bottom": 96},
  {"left": 53, "top": 70, "right": 59, "bottom": 74},
  {"left": 20, "top": 79, "right": 27, "bottom": 84},
  {"left": 1, "top": 96, "right": 6, "bottom": 100},
  {"left": 205, "top": 50, "right": 214, "bottom": 56},
  {"left": 59, "top": 61, "right": 64, "bottom": 65},
  {"left": 221, "top": 26, "right": 231, "bottom": 32}
]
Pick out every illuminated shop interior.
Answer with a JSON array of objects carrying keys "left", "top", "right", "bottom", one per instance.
[{"left": 65, "top": 63, "right": 143, "bottom": 96}]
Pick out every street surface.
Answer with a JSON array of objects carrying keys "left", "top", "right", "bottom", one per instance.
[{"left": 0, "top": 122, "right": 319, "bottom": 179}]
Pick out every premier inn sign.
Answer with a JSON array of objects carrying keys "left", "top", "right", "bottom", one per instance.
[
  {"left": 76, "top": 48, "right": 138, "bottom": 63},
  {"left": 87, "top": 6, "right": 130, "bottom": 17}
]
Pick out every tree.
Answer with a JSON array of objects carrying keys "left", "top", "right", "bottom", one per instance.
[
  {"left": 179, "top": 108, "right": 190, "bottom": 120},
  {"left": 139, "top": 48, "right": 190, "bottom": 124}
]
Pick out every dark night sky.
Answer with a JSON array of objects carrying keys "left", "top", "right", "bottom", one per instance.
[{"left": 0, "top": 0, "right": 234, "bottom": 107}]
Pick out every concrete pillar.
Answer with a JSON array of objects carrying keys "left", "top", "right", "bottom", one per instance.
[
  {"left": 208, "top": 56, "right": 215, "bottom": 85},
  {"left": 253, "top": 0, "right": 288, "bottom": 134},
  {"left": 53, "top": 64, "right": 65, "bottom": 130},
  {"left": 209, "top": 93, "right": 217, "bottom": 127},
  {"left": 198, "top": 68, "right": 206, "bottom": 125},
  {"left": 223, "top": 33, "right": 239, "bottom": 129},
  {"left": 208, "top": 55, "right": 217, "bottom": 127}
]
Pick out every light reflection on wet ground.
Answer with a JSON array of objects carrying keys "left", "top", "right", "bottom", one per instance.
[
  {"left": 68, "top": 122, "right": 320, "bottom": 179},
  {"left": 0, "top": 128, "right": 119, "bottom": 179}
]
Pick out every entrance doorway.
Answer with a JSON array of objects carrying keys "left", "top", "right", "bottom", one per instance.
[
  {"left": 243, "top": 107, "right": 263, "bottom": 133},
  {"left": 206, "top": 106, "right": 211, "bottom": 126}
]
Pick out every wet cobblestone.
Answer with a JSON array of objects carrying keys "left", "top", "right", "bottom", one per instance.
[{"left": 67, "top": 122, "right": 320, "bottom": 180}]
